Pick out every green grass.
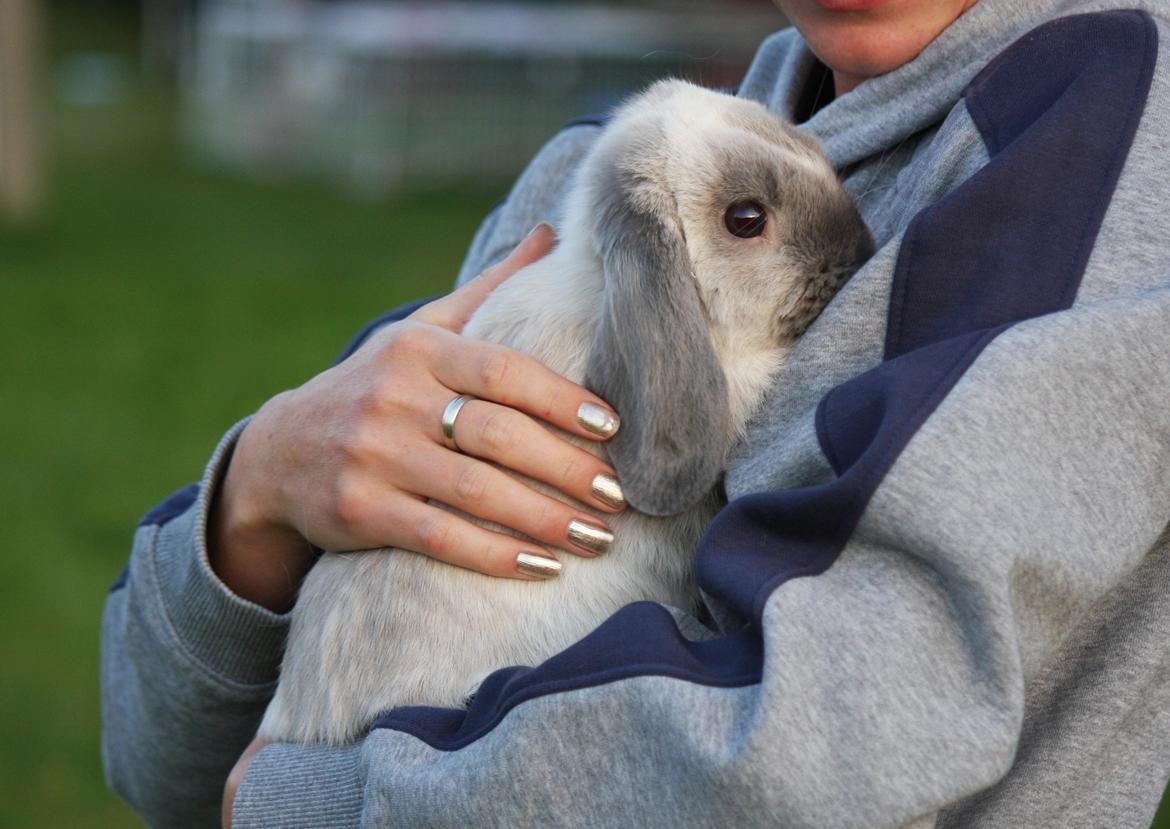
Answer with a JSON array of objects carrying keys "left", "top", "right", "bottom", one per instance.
[{"left": 0, "top": 17, "right": 500, "bottom": 823}]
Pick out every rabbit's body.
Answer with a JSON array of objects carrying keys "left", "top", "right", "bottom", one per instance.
[
  {"left": 259, "top": 80, "right": 874, "bottom": 745},
  {"left": 258, "top": 249, "right": 719, "bottom": 744}
]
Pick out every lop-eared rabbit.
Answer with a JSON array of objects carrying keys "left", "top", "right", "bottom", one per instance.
[{"left": 260, "top": 80, "right": 874, "bottom": 744}]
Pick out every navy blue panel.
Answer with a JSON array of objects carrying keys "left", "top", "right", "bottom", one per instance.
[
  {"left": 109, "top": 564, "right": 130, "bottom": 593},
  {"left": 370, "top": 11, "right": 1157, "bottom": 751},
  {"left": 884, "top": 10, "right": 1156, "bottom": 360},
  {"left": 815, "top": 332, "right": 1004, "bottom": 476},
  {"left": 335, "top": 297, "right": 436, "bottom": 365},
  {"left": 138, "top": 483, "right": 200, "bottom": 528},
  {"left": 715, "top": 326, "right": 1003, "bottom": 615},
  {"left": 373, "top": 602, "right": 762, "bottom": 749}
]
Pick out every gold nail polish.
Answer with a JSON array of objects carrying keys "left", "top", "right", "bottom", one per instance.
[
  {"left": 567, "top": 519, "right": 614, "bottom": 555},
  {"left": 591, "top": 473, "right": 627, "bottom": 511},
  {"left": 516, "top": 552, "right": 561, "bottom": 579},
  {"left": 578, "top": 402, "right": 620, "bottom": 437}
]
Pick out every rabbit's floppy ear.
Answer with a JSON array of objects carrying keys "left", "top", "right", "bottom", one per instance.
[{"left": 585, "top": 179, "right": 733, "bottom": 517}]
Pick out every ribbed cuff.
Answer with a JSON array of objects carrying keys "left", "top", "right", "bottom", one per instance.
[
  {"left": 233, "top": 742, "right": 364, "bottom": 829},
  {"left": 151, "top": 419, "right": 291, "bottom": 686}
]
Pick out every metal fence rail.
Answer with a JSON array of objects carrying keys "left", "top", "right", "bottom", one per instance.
[{"left": 183, "top": 0, "right": 785, "bottom": 194}]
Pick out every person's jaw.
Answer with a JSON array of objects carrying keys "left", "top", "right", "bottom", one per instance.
[{"left": 774, "top": 0, "right": 981, "bottom": 94}]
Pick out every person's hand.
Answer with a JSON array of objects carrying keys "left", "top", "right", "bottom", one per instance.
[
  {"left": 222, "top": 737, "right": 269, "bottom": 829},
  {"left": 209, "top": 224, "right": 626, "bottom": 612}
]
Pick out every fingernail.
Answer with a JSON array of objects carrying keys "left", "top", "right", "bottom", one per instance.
[
  {"left": 567, "top": 519, "right": 614, "bottom": 555},
  {"left": 526, "top": 221, "right": 556, "bottom": 239},
  {"left": 591, "top": 473, "right": 626, "bottom": 511},
  {"left": 516, "top": 551, "right": 561, "bottom": 579},
  {"left": 578, "top": 402, "right": 620, "bottom": 437}
]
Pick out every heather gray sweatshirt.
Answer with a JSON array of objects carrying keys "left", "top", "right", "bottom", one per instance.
[{"left": 101, "top": 0, "right": 1170, "bottom": 826}]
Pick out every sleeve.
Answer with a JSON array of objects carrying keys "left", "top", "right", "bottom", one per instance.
[
  {"left": 100, "top": 123, "right": 602, "bottom": 827},
  {"left": 99, "top": 304, "right": 420, "bottom": 826},
  {"left": 231, "top": 288, "right": 1170, "bottom": 829},
  {"left": 230, "top": 11, "right": 1170, "bottom": 828},
  {"left": 100, "top": 420, "right": 287, "bottom": 828},
  {"left": 453, "top": 122, "right": 602, "bottom": 286}
]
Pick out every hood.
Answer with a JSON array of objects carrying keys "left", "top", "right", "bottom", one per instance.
[{"left": 739, "top": 0, "right": 1166, "bottom": 170}]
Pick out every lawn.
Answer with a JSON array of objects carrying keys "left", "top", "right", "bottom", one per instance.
[
  {"left": 3, "top": 3, "right": 1167, "bottom": 828},
  {"left": 0, "top": 5, "right": 499, "bottom": 825}
]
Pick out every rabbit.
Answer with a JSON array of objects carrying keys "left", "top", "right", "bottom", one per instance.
[{"left": 258, "top": 79, "right": 875, "bottom": 745}]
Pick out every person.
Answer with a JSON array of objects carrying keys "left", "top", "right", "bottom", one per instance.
[{"left": 101, "top": 0, "right": 1170, "bottom": 825}]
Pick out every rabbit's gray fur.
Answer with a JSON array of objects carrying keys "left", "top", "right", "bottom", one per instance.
[{"left": 259, "top": 79, "right": 873, "bottom": 745}]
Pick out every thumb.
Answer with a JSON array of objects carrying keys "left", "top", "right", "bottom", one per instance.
[
  {"left": 413, "top": 222, "right": 557, "bottom": 332},
  {"left": 223, "top": 737, "right": 272, "bottom": 828}
]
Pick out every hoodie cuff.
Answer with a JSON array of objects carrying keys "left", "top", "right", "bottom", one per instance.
[
  {"left": 149, "top": 419, "right": 291, "bottom": 687},
  {"left": 233, "top": 742, "right": 365, "bottom": 828}
]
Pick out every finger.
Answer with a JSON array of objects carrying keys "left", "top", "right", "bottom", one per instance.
[
  {"left": 382, "top": 497, "right": 564, "bottom": 581},
  {"left": 413, "top": 223, "right": 557, "bottom": 331},
  {"left": 447, "top": 399, "right": 626, "bottom": 513},
  {"left": 431, "top": 338, "right": 620, "bottom": 441},
  {"left": 405, "top": 445, "right": 614, "bottom": 558}
]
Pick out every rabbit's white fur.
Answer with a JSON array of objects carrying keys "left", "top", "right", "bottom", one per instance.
[{"left": 259, "top": 80, "right": 872, "bottom": 745}]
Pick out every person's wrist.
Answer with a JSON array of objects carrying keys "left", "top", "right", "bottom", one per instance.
[{"left": 209, "top": 423, "right": 315, "bottom": 613}]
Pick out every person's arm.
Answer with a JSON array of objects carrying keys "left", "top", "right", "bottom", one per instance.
[
  {"left": 100, "top": 288, "right": 441, "bottom": 826},
  {"left": 101, "top": 422, "right": 289, "bottom": 828},
  {"left": 229, "top": 13, "right": 1170, "bottom": 826},
  {"left": 229, "top": 286, "right": 1170, "bottom": 828},
  {"left": 101, "top": 238, "right": 608, "bottom": 826},
  {"left": 101, "top": 123, "right": 607, "bottom": 826}
]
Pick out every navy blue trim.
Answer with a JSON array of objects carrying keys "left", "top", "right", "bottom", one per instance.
[
  {"left": 884, "top": 9, "right": 1156, "bottom": 360},
  {"left": 375, "top": 602, "right": 762, "bottom": 750},
  {"left": 334, "top": 297, "right": 436, "bottom": 365},
  {"left": 122, "top": 299, "right": 436, "bottom": 587},
  {"left": 109, "top": 564, "right": 130, "bottom": 593},
  {"left": 771, "top": 8, "right": 1155, "bottom": 610},
  {"left": 122, "top": 481, "right": 204, "bottom": 593},
  {"left": 371, "top": 11, "right": 1157, "bottom": 750},
  {"left": 751, "top": 326, "right": 1003, "bottom": 608},
  {"left": 485, "top": 194, "right": 508, "bottom": 217},
  {"left": 138, "top": 483, "right": 200, "bottom": 528}
]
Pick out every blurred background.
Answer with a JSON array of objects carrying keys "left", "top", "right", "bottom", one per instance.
[{"left": 0, "top": 0, "right": 1167, "bottom": 826}]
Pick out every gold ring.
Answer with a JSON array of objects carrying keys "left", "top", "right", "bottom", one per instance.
[{"left": 440, "top": 395, "right": 474, "bottom": 451}]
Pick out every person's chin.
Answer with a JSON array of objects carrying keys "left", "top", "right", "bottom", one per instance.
[
  {"left": 808, "top": 0, "right": 894, "bottom": 10},
  {"left": 805, "top": 25, "right": 929, "bottom": 82},
  {"left": 779, "top": 0, "right": 970, "bottom": 82}
]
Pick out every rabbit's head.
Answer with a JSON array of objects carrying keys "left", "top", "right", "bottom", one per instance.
[{"left": 578, "top": 79, "right": 874, "bottom": 516}]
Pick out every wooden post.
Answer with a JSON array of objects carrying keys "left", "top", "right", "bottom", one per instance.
[{"left": 0, "top": 0, "right": 44, "bottom": 224}]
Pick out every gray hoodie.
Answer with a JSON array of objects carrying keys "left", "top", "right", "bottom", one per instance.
[{"left": 102, "top": 0, "right": 1170, "bottom": 826}]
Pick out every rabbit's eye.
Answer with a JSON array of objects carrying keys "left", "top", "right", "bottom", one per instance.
[{"left": 724, "top": 201, "right": 767, "bottom": 238}]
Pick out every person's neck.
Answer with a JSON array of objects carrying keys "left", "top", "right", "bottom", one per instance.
[
  {"left": 832, "top": 71, "right": 864, "bottom": 96},
  {"left": 794, "top": 60, "right": 835, "bottom": 123}
]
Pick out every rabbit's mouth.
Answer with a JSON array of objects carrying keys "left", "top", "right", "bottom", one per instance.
[
  {"left": 775, "top": 265, "right": 856, "bottom": 341},
  {"left": 776, "top": 223, "right": 875, "bottom": 340}
]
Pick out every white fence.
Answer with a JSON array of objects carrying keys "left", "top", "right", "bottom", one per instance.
[{"left": 182, "top": 0, "right": 786, "bottom": 195}]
